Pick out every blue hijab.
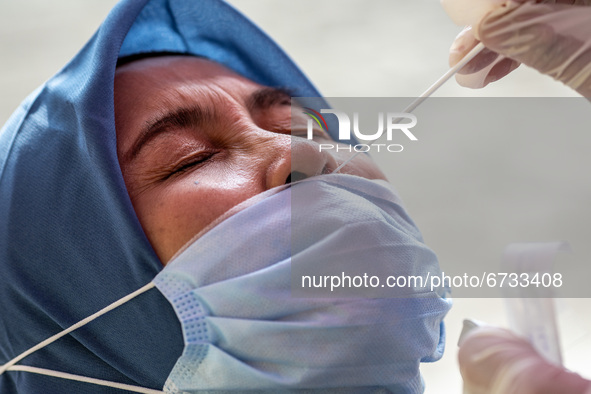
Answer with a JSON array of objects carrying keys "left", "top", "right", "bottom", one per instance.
[{"left": 0, "top": 0, "right": 326, "bottom": 392}]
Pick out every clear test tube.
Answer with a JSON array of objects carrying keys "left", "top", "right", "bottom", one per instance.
[{"left": 501, "top": 242, "right": 570, "bottom": 366}]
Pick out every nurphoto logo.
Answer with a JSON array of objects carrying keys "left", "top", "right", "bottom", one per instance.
[{"left": 303, "top": 108, "right": 417, "bottom": 153}]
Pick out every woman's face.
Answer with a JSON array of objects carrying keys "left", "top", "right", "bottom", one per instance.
[{"left": 115, "top": 56, "right": 386, "bottom": 263}]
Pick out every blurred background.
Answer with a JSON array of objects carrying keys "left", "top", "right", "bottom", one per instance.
[{"left": 1, "top": 1, "right": 589, "bottom": 393}]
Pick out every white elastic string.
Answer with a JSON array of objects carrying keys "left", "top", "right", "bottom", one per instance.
[
  {"left": 331, "top": 42, "right": 486, "bottom": 174},
  {"left": 0, "top": 282, "right": 155, "bottom": 376},
  {"left": 7, "top": 366, "right": 164, "bottom": 394}
]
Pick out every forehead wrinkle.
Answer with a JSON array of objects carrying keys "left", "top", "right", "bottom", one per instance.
[
  {"left": 118, "top": 74, "right": 268, "bottom": 165},
  {"left": 165, "top": 81, "right": 245, "bottom": 118}
]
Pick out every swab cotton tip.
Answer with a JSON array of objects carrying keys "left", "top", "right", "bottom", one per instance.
[{"left": 441, "top": 0, "right": 506, "bottom": 27}]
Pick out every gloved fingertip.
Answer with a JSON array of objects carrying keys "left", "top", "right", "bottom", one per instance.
[
  {"left": 455, "top": 72, "right": 487, "bottom": 89},
  {"left": 449, "top": 27, "right": 478, "bottom": 67},
  {"left": 483, "top": 57, "right": 521, "bottom": 85},
  {"left": 460, "top": 48, "right": 501, "bottom": 74}
]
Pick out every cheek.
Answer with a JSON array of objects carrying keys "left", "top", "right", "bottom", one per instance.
[{"left": 132, "top": 167, "right": 264, "bottom": 263}]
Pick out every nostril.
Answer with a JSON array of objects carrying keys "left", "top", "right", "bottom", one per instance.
[{"left": 286, "top": 171, "right": 308, "bottom": 184}]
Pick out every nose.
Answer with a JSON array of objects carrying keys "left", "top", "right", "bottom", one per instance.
[{"left": 266, "top": 137, "right": 338, "bottom": 189}]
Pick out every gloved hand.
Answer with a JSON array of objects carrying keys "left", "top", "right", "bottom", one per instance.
[
  {"left": 448, "top": 0, "right": 591, "bottom": 98},
  {"left": 459, "top": 326, "right": 591, "bottom": 394}
]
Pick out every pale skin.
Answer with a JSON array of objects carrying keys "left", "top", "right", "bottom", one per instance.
[{"left": 115, "top": 56, "right": 387, "bottom": 263}]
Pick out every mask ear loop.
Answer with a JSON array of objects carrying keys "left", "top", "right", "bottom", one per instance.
[
  {"left": 6, "top": 366, "right": 164, "bottom": 394},
  {"left": 0, "top": 282, "right": 163, "bottom": 394}
]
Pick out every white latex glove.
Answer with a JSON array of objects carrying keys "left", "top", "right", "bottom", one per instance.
[
  {"left": 449, "top": 0, "right": 591, "bottom": 98},
  {"left": 459, "top": 326, "right": 591, "bottom": 394}
]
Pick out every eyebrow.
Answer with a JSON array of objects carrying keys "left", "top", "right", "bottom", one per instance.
[
  {"left": 246, "top": 87, "right": 292, "bottom": 112},
  {"left": 123, "top": 105, "right": 212, "bottom": 163},
  {"left": 123, "top": 86, "right": 293, "bottom": 163}
]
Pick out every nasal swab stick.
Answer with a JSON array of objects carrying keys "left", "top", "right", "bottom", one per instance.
[
  {"left": 331, "top": 42, "right": 486, "bottom": 174},
  {"left": 403, "top": 42, "right": 486, "bottom": 114}
]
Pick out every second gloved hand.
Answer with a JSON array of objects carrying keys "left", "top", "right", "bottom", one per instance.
[{"left": 459, "top": 326, "right": 591, "bottom": 394}]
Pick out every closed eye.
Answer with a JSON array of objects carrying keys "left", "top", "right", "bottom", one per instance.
[{"left": 165, "top": 151, "right": 219, "bottom": 180}]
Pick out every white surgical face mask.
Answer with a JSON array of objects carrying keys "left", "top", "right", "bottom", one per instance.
[
  {"left": 1, "top": 175, "right": 450, "bottom": 393},
  {"left": 154, "top": 174, "right": 451, "bottom": 393}
]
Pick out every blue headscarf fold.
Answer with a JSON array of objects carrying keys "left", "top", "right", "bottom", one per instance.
[{"left": 0, "top": 0, "right": 325, "bottom": 392}]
